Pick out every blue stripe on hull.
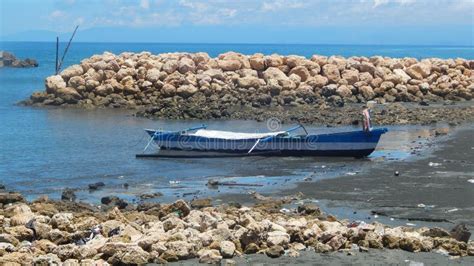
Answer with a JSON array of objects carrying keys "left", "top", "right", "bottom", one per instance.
[{"left": 160, "top": 147, "right": 375, "bottom": 158}]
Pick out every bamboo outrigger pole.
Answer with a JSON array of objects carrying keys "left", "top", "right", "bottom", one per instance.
[
  {"left": 56, "top": 25, "right": 79, "bottom": 74},
  {"left": 55, "top": 37, "right": 59, "bottom": 74}
]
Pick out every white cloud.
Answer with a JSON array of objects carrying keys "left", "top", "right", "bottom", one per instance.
[
  {"left": 262, "top": 0, "right": 305, "bottom": 12},
  {"left": 49, "top": 10, "right": 66, "bottom": 19},
  {"left": 373, "top": 0, "right": 416, "bottom": 8}
]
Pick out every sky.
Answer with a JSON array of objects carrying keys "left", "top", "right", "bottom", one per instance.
[{"left": 0, "top": 0, "right": 473, "bottom": 45}]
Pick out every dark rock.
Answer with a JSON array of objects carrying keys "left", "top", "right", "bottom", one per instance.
[
  {"left": 207, "top": 179, "right": 219, "bottom": 187},
  {"left": 100, "top": 196, "right": 128, "bottom": 209},
  {"left": 0, "top": 184, "right": 5, "bottom": 190},
  {"left": 88, "top": 182, "right": 105, "bottom": 190},
  {"left": 123, "top": 183, "right": 129, "bottom": 189},
  {"left": 0, "top": 192, "right": 25, "bottom": 204},
  {"left": 421, "top": 227, "right": 450, "bottom": 238},
  {"left": 297, "top": 203, "right": 321, "bottom": 216},
  {"left": 61, "top": 188, "right": 76, "bottom": 202},
  {"left": 244, "top": 243, "right": 259, "bottom": 254},
  {"left": 190, "top": 198, "right": 212, "bottom": 209},
  {"left": 450, "top": 223, "right": 471, "bottom": 243},
  {"left": 139, "top": 192, "right": 163, "bottom": 199},
  {"left": 265, "top": 245, "right": 284, "bottom": 258},
  {"left": 137, "top": 202, "right": 161, "bottom": 212}
]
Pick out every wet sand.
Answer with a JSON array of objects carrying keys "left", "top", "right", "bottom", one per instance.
[
  {"left": 175, "top": 249, "right": 474, "bottom": 265},
  {"left": 277, "top": 127, "right": 474, "bottom": 230}
]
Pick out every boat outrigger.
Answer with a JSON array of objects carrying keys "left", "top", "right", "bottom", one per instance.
[{"left": 138, "top": 115, "right": 387, "bottom": 158}]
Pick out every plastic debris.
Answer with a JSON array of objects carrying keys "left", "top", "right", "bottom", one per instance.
[
  {"left": 279, "top": 208, "right": 291, "bottom": 214},
  {"left": 346, "top": 172, "right": 356, "bottom": 176},
  {"left": 434, "top": 248, "right": 450, "bottom": 256},
  {"left": 467, "top": 179, "right": 474, "bottom": 184},
  {"left": 417, "top": 203, "right": 426, "bottom": 208},
  {"left": 446, "top": 208, "right": 459, "bottom": 213},
  {"left": 407, "top": 260, "right": 424, "bottom": 266},
  {"left": 428, "top": 162, "right": 441, "bottom": 167},
  {"left": 406, "top": 223, "right": 417, "bottom": 226}
]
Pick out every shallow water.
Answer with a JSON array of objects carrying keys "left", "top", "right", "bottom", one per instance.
[
  {"left": 0, "top": 105, "right": 438, "bottom": 203},
  {"left": 0, "top": 41, "right": 461, "bottom": 204}
]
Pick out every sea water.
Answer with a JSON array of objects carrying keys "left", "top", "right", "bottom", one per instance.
[{"left": 0, "top": 42, "right": 470, "bottom": 203}]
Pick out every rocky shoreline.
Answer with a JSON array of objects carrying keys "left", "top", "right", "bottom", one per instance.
[
  {"left": 0, "top": 191, "right": 472, "bottom": 264},
  {"left": 22, "top": 51, "right": 473, "bottom": 124}
]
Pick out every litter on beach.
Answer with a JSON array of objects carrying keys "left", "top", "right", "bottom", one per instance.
[{"left": 406, "top": 223, "right": 417, "bottom": 226}]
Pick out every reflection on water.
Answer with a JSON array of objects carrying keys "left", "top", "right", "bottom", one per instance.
[{"left": 0, "top": 107, "right": 441, "bottom": 203}]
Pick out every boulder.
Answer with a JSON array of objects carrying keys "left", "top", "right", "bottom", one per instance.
[
  {"left": 289, "top": 66, "right": 310, "bottom": 82},
  {"left": 60, "top": 64, "right": 84, "bottom": 81},
  {"left": 360, "top": 86, "right": 375, "bottom": 100},
  {"left": 220, "top": 241, "right": 236, "bottom": 258},
  {"left": 263, "top": 67, "right": 288, "bottom": 82},
  {"left": 406, "top": 63, "right": 431, "bottom": 80},
  {"left": 199, "top": 249, "right": 222, "bottom": 264},
  {"left": 203, "top": 69, "right": 225, "bottom": 80},
  {"left": 237, "top": 76, "right": 263, "bottom": 89},
  {"left": 178, "top": 57, "right": 196, "bottom": 74},
  {"left": 450, "top": 223, "right": 471, "bottom": 243},
  {"left": 265, "top": 55, "right": 283, "bottom": 67},
  {"left": 161, "top": 83, "right": 177, "bottom": 97},
  {"left": 67, "top": 76, "right": 85, "bottom": 89},
  {"left": 0, "top": 192, "right": 24, "bottom": 204},
  {"left": 322, "top": 64, "right": 341, "bottom": 83},
  {"left": 341, "top": 69, "right": 359, "bottom": 85},
  {"left": 336, "top": 85, "right": 352, "bottom": 98},
  {"left": 162, "top": 60, "right": 179, "bottom": 74},
  {"left": 218, "top": 59, "right": 242, "bottom": 71},
  {"left": 265, "top": 245, "right": 284, "bottom": 258},
  {"left": 249, "top": 55, "right": 265, "bottom": 70},
  {"left": 146, "top": 68, "right": 161, "bottom": 83},
  {"left": 190, "top": 198, "right": 212, "bottom": 209},
  {"left": 393, "top": 69, "right": 411, "bottom": 83},
  {"left": 266, "top": 231, "right": 290, "bottom": 247},
  {"left": 326, "top": 235, "right": 347, "bottom": 250},
  {"left": 56, "top": 87, "right": 82, "bottom": 103},
  {"left": 359, "top": 62, "right": 376, "bottom": 75},
  {"left": 45, "top": 75, "right": 67, "bottom": 94},
  {"left": 297, "top": 203, "right": 321, "bottom": 215},
  {"left": 177, "top": 84, "right": 198, "bottom": 98}
]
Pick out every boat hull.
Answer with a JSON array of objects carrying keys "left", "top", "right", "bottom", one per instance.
[{"left": 145, "top": 128, "right": 388, "bottom": 158}]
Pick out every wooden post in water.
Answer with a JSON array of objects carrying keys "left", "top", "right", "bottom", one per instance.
[{"left": 55, "top": 37, "right": 59, "bottom": 75}]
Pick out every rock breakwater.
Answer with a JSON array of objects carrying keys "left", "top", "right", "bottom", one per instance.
[
  {"left": 24, "top": 51, "right": 473, "bottom": 124},
  {"left": 0, "top": 192, "right": 473, "bottom": 264}
]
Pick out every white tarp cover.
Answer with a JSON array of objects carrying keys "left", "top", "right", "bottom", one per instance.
[{"left": 190, "top": 129, "right": 286, "bottom": 140}]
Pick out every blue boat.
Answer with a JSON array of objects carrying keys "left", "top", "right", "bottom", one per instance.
[{"left": 141, "top": 124, "right": 388, "bottom": 158}]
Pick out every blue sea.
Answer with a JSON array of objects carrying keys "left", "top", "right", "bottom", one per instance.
[{"left": 0, "top": 42, "right": 471, "bottom": 203}]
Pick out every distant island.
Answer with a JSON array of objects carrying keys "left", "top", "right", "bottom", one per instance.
[{"left": 0, "top": 51, "right": 38, "bottom": 68}]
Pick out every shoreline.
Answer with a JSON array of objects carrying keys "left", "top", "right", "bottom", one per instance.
[{"left": 19, "top": 101, "right": 474, "bottom": 126}]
